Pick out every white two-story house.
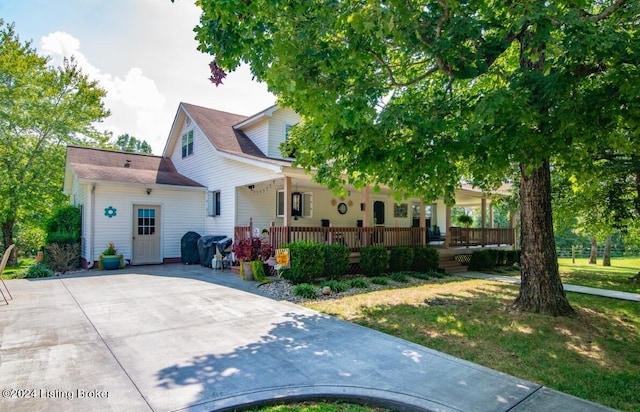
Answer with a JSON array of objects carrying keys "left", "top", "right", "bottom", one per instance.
[{"left": 64, "top": 102, "right": 513, "bottom": 267}]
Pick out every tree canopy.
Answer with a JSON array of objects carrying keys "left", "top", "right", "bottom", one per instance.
[
  {"left": 114, "top": 133, "right": 153, "bottom": 154},
  {"left": 0, "top": 21, "right": 109, "bottom": 262},
  {"left": 191, "top": 0, "right": 640, "bottom": 315}
]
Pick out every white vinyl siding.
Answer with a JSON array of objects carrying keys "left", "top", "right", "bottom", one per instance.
[{"left": 90, "top": 183, "right": 205, "bottom": 262}]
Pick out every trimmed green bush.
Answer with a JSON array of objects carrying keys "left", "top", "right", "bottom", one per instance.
[
  {"left": 360, "top": 246, "right": 388, "bottom": 277},
  {"left": 23, "top": 262, "right": 54, "bottom": 278},
  {"left": 370, "top": 276, "right": 389, "bottom": 285},
  {"left": 348, "top": 278, "right": 370, "bottom": 289},
  {"left": 390, "top": 247, "right": 414, "bottom": 272},
  {"left": 412, "top": 247, "right": 439, "bottom": 272},
  {"left": 282, "top": 242, "right": 324, "bottom": 284},
  {"left": 410, "top": 272, "right": 435, "bottom": 280},
  {"left": 321, "top": 280, "right": 349, "bottom": 293},
  {"left": 323, "top": 243, "right": 350, "bottom": 280},
  {"left": 505, "top": 250, "right": 521, "bottom": 266},
  {"left": 468, "top": 250, "right": 493, "bottom": 271},
  {"left": 46, "top": 206, "right": 81, "bottom": 244},
  {"left": 390, "top": 272, "right": 409, "bottom": 282},
  {"left": 293, "top": 283, "right": 319, "bottom": 299}
]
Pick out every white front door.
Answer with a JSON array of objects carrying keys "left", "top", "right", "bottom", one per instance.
[{"left": 132, "top": 205, "right": 161, "bottom": 265}]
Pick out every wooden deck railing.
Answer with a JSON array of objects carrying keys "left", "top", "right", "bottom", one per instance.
[
  {"left": 233, "top": 224, "right": 515, "bottom": 251},
  {"left": 448, "top": 227, "right": 515, "bottom": 247}
]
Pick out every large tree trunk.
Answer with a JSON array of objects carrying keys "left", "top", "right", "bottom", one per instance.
[
  {"left": 513, "top": 161, "right": 574, "bottom": 316},
  {"left": 589, "top": 237, "right": 598, "bottom": 264},
  {"left": 1, "top": 219, "right": 17, "bottom": 266},
  {"left": 602, "top": 235, "right": 612, "bottom": 267}
]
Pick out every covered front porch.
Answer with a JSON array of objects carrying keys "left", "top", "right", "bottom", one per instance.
[{"left": 233, "top": 174, "right": 516, "bottom": 253}]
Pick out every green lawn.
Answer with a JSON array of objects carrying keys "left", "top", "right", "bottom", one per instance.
[
  {"left": 558, "top": 257, "right": 640, "bottom": 294},
  {"left": 485, "top": 256, "right": 640, "bottom": 294},
  {"left": 1, "top": 257, "right": 35, "bottom": 279},
  {"left": 304, "top": 277, "right": 640, "bottom": 411}
]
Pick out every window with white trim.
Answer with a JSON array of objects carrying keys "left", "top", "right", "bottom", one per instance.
[
  {"left": 181, "top": 130, "right": 194, "bottom": 158},
  {"left": 276, "top": 190, "right": 312, "bottom": 217},
  {"left": 208, "top": 190, "right": 221, "bottom": 216}
]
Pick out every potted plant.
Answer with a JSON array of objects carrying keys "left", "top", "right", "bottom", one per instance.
[
  {"left": 99, "top": 242, "right": 123, "bottom": 270},
  {"left": 457, "top": 214, "right": 473, "bottom": 248},
  {"left": 232, "top": 237, "right": 273, "bottom": 281}
]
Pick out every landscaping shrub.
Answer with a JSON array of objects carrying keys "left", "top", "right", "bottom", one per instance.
[
  {"left": 410, "top": 272, "right": 435, "bottom": 280},
  {"left": 468, "top": 250, "right": 493, "bottom": 271},
  {"left": 496, "top": 249, "right": 507, "bottom": 266},
  {"left": 23, "top": 262, "right": 54, "bottom": 278},
  {"left": 360, "top": 246, "right": 388, "bottom": 277},
  {"left": 505, "top": 250, "right": 521, "bottom": 266},
  {"left": 323, "top": 243, "right": 350, "bottom": 280},
  {"left": 390, "top": 272, "right": 409, "bottom": 283},
  {"left": 370, "top": 276, "right": 389, "bottom": 285},
  {"left": 292, "top": 283, "right": 319, "bottom": 299},
  {"left": 15, "top": 224, "right": 46, "bottom": 256},
  {"left": 348, "top": 278, "right": 369, "bottom": 289},
  {"left": 389, "top": 247, "right": 414, "bottom": 272},
  {"left": 412, "top": 247, "right": 439, "bottom": 272},
  {"left": 321, "top": 280, "right": 349, "bottom": 293},
  {"left": 46, "top": 206, "right": 81, "bottom": 244},
  {"left": 44, "top": 243, "right": 81, "bottom": 273},
  {"left": 282, "top": 242, "right": 324, "bottom": 284}
]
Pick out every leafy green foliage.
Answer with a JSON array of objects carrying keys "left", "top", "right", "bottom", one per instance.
[
  {"left": 15, "top": 224, "right": 46, "bottom": 255},
  {"left": 292, "top": 283, "right": 318, "bottom": 299},
  {"left": 0, "top": 23, "right": 108, "bottom": 262},
  {"left": 347, "top": 277, "right": 370, "bottom": 289},
  {"left": 46, "top": 206, "right": 81, "bottom": 245},
  {"left": 389, "top": 247, "right": 413, "bottom": 272},
  {"left": 389, "top": 272, "right": 409, "bottom": 283},
  {"left": 359, "top": 246, "right": 388, "bottom": 277},
  {"left": 322, "top": 243, "right": 350, "bottom": 280},
  {"left": 114, "top": 133, "right": 152, "bottom": 154},
  {"left": 192, "top": 0, "right": 640, "bottom": 315},
  {"left": 412, "top": 247, "right": 440, "bottom": 272},
  {"left": 282, "top": 242, "right": 324, "bottom": 284},
  {"left": 369, "top": 277, "right": 389, "bottom": 285},
  {"left": 320, "top": 280, "right": 349, "bottom": 294},
  {"left": 23, "top": 262, "right": 53, "bottom": 278}
]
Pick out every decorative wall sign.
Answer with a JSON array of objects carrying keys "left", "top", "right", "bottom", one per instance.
[
  {"left": 337, "top": 202, "right": 348, "bottom": 214},
  {"left": 104, "top": 206, "right": 117, "bottom": 218},
  {"left": 394, "top": 203, "right": 408, "bottom": 218}
]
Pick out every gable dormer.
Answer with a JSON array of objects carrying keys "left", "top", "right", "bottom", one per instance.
[{"left": 234, "top": 105, "right": 301, "bottom": 160}]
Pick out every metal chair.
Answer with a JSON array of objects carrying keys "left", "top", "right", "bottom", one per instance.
[{"left": 0, "top": 244, "right": 16, "bottom": 304}]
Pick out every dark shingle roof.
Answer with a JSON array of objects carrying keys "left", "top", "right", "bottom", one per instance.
[
  {"left": 180, "top": 103, "right": 289, "bottom": 164},
  {"left": 66, "top": 146, "right": 204, "bottom": 188}
]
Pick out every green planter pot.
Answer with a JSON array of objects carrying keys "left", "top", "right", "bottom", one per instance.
[{"left": 101, "top": 255, "right": 121, "bottom": 270}]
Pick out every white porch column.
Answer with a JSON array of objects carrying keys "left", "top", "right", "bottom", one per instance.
[{"left": 284, "top": 176, "right": 292, "bottom": 227}]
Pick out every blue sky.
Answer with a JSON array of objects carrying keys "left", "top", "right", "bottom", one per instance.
[{"left": 0, "top": 0, "right": 275, "bottom": 154}]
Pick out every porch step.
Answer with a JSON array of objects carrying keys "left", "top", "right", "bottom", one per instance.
[{"left": 438, "top": 254, "right": 468, "bottom": 274}]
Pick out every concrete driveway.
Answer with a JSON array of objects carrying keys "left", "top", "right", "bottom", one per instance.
[{"left": 0, "top": 265, "right": 614, "bottom": 411}]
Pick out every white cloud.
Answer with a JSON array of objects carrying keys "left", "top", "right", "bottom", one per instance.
[{"left": 40, "top": 31, "right": 167, "bottom": 149}]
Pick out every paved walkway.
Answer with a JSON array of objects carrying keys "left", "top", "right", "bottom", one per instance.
[
  {"left": 0, "top": 265, "right": 618, "bottom": 411},
  {"left": 461, "top": 272, "right": 640, "bottom": 302}
]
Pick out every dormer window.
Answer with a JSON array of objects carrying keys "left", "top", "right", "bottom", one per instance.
[{"left": 182, "top": 130, "right": 194, "bottom": 158}]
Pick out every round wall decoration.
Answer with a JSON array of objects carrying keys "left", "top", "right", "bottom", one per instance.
[
  {"left": 104, "top": 206, "right": 117, "bottom": 218},
  {"left": 337, "top": 202, "right": 348, "bottom": 214}
]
